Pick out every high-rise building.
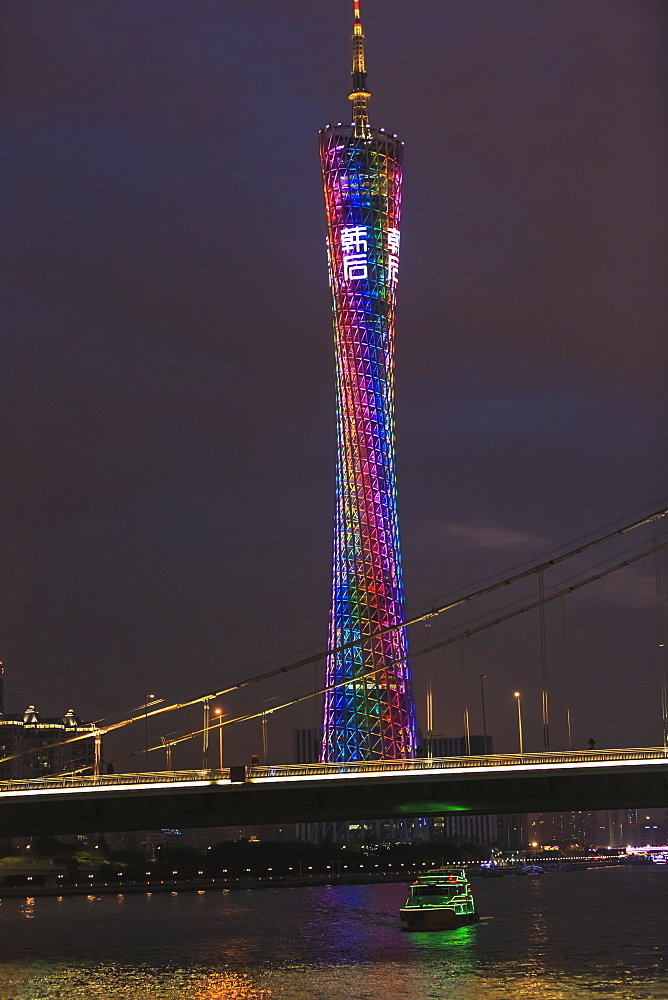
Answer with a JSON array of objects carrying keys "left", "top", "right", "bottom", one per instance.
[
  {"left": 320, "top": 1, "right": 416, "bottom": 762},
  {"left": 293, "top": 728, "right": 322, "bottom": 765},
  {"left": 498, "top": 813, "right": 529, "bottom": 852},
  {"left": 528, "top": 811, "right": 600, "bottom": 850},
  {"left": 0, "top": 706, "right": 97, "bottom": 780},
  {"left": 429, "top": 735, "right": 494, "bottom": 758},
  {"left": 429, "top": 814, "right": 499, "bottom": 848}
]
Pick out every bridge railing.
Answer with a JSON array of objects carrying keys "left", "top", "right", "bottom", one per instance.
[
  {"left": 249, "top": 747, "right": 668, "bottom": 780},
  {"left": 0, "top": 747, "right": 666, "bottom": 793},
  {"left": 0, "top": 770, "right": 230, "bottom": 793}
]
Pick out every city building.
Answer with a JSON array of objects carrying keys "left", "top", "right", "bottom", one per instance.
[
  {"left": 293, "top": 728, "right": 321, "bottom": 765},
  {"left": 320, "top": 1, "right": 417, "bottom": 762},
  {"left": 429, "top": 814, "right": 498, "bottom": 847},
  {"left": 428, "top": 735, "right": 494, "bottom": 757},
  {"left": 624, "top": 809, "right": 668, "bottom": 848},
  {"left": 528, "top": 811, "right": 599, "bottom": 850},
  {"left": 0, "top": 706, "right": 97, "bottom": 780},
  {"left": 498, "top": 814, "right": 529, "bottom": 852}
]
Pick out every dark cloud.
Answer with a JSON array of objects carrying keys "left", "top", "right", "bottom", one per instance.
[{"left": 446, "top": 525, "right": 547, "bottom": 549}]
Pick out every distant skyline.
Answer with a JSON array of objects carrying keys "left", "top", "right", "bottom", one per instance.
[{"left": 2, "top": 1, "right": 666, "bottom": 768}]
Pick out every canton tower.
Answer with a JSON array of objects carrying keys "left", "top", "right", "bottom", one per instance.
[{"left": 320, "top": 1, "right": 417, "bottom": 761}]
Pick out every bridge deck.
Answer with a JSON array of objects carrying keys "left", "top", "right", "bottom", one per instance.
[{"left": 1, "top": 749, "right": 666, "bottom": 837}]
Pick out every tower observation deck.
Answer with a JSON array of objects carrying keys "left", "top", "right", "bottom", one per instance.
[{"left": 319, "top": 1, "right": 417, "bottom": 761}]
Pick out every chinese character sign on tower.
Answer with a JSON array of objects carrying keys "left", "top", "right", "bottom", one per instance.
[{"left": 319, "top": 1, "right": 417, "bottom": 762}]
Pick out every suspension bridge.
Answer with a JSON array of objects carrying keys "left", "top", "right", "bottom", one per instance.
[
  {"left": 0, "top": 748, "right": 666, "bottom": 838},
  {"left": 1, "top": 504, "right": 667, "bottom": 837}
]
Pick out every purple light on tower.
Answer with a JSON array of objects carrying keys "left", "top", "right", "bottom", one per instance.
[{"left": 319, "top": 1, "right": 417, "bottom": 761}]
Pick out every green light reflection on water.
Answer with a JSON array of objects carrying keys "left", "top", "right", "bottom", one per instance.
[
  {"left": 407, "top": 923, "right": 477, "bottom": 953},
  {"left": 403, "top": 924, "right": 479, "bottom": 996}
]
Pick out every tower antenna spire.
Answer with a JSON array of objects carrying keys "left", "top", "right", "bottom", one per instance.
[
  {"left": 350, "top": 0, "right": 371, "bottom": 130},
  {"left": 320, "top": 6, "right": 415, "bottom": 762}
]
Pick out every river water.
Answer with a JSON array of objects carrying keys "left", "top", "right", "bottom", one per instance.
[{"left": 0, "top": 866, "right": 665, "bottom": 1000}]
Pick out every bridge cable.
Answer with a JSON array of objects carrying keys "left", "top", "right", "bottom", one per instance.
[
  {"left": 560, "top": 595, "right": 575, "bottom": 750},
  {"left": 93, "top": 503, "right": 668, "bottom": 738},
  {"left": 30, "top": 536, "right": 668, "bottom": 773},
  {"left": 653, "top": 517, "right": 668, "bottom": 747},
  {"left": 132, "top": 539, "right": 668, "bottom": 756},
  {"left": 459, "top": 640, "right": 471, "bottom": 754},
  {"left": 1, "top": 516, "right": 666, "bottom": 770},
  {"left": 539, "top": 569, "right": 549, "bottom": 750}
]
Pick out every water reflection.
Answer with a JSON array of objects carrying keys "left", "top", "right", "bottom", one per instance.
[
  {"left": 0, "top": 870, "right": 665, "bottom": 1000},
  {"left": 192, "top": 971, "right": 272, "bottom": 999},
  {"left": 408, "top": 922, "right": 477, "bottom": 952},
  {"left": 1, "top": 965, "right": 271, "bottom": 1000}
]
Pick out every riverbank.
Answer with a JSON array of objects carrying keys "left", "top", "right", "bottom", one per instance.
[
  {"left": 0, "top": 857, "right": 626, "bottom": 899},
  {"left": 0, "top": 872, "right": 407, "bottom": 898}
]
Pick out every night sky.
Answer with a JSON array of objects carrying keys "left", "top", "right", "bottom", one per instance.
[{"left": 2, "top": 1, "right": 667, "bottom": 768}]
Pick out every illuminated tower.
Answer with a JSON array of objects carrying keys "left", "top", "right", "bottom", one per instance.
[{"left": 320, "top": 1, "right": 417, "bottom": 761}]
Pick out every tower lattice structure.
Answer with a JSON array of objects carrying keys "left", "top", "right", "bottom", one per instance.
[{"left": 320, "top": 1, "right": 417, "bottom": 761}]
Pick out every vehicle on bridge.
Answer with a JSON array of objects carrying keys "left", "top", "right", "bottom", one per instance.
[{"left": 400, "top": 867, "right": 479, "bottom": 931}]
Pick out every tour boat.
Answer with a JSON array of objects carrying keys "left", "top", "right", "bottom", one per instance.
[{"left": 400, "top": 867, "right": 480, "bottom": 931}]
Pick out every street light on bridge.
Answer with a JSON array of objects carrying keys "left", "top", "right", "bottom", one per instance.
[
  {"left": 213, "top": 707, "right": 225, "bottom": 771},
  {"left": 143, "top": 693, "right": 161, "bottom": 771},
  {"left": 514, "top": 692, "right": 524, "bottom": 755},
  {"left": 479, "top": 674, "right": 487, "bottom": 740}
]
